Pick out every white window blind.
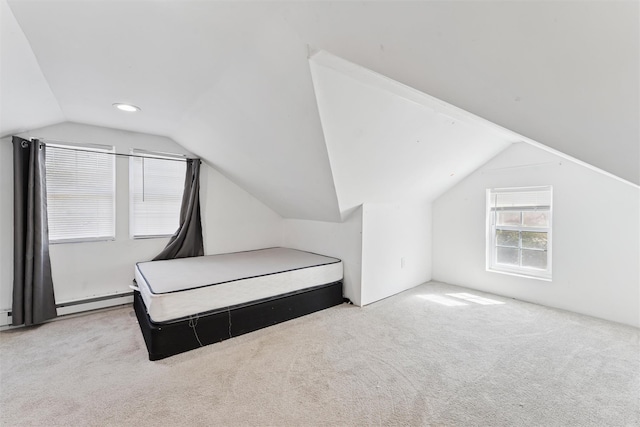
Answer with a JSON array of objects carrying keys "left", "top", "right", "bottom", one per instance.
[
  {"left": 130, "top": 151, "right": 186, "bottom": 238},
  {"left": 489, "top": 188, "right": 552, "bottom": 210},
  {"left": 45, "top": 143, "right": 115, "bottom": 243}
]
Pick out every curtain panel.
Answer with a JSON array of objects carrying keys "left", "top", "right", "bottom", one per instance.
[
  {"left": 153, "top": 159, "right": 204, "bottom": 260},
  {"left": 12, "top": 136, "right": 57, "bottom": 325}
]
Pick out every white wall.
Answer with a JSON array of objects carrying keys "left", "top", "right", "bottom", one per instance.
[
  {"left": 0, "top": 138, "right": 13, "bottom": 310},
  {"left": 200, "top": 163, "right": 282, "bottom": 255},
  {"left": 281, "top": 202, "right": 433, "bottom": 307},
  {"left": 432, "top": 143, "right": 640, "bottom": 327},
  {"left": 282, "top": 207, "right": 363, "bottom": 306},
  {"left": 0, "top": 122, "right": 282, "bottom": 310},
  {"left": 361, "top": 202, "right": 432, "bottom": 306}
]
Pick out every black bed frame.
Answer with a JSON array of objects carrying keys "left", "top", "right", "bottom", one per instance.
[{"left": 134, "top": 281, "right": 343, "bottom": 360}]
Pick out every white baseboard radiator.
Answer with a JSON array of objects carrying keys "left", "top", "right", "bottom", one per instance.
[
  {"left": 0, "top": 292, "right": 133, "bottom": 328},
  {"left": 0, "top": 310, "right": 11, "bottom": 328}
]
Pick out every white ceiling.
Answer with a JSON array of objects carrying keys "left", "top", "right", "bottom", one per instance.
[
  {"left": 0, "top": 0, "right": 64, "bottom": 134},
  {"left": 310, "top": 51, "right": 514, "bottom": 218},
  {"left": 2, "top": 1, "right": 638, "bottom": 220}
]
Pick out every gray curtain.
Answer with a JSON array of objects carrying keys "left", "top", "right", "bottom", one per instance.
[
  {"left": 153, "top": 159, "right": 204, "bottom": 260},
  {"left": 12, "top": 136, "right": 57, "bottom": 326}
]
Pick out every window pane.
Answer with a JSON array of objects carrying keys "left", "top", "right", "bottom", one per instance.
[
  {"left": 521, "top": 231, "right": 547, "bottom": 250},
  {"left": 496, "top": 230, "right": 519, "bottom": 247},
  {"left": 497, "top": 211, "right": 520, "bottom": 226},
  {"left": 130, "top": 154, "right": 185, "bottom": 237},
  {"left": 46, "top": 144, "right": 115, "bottom": 241},
  {"left": 523, "top": 211, "right": 549, "bottom": 227},
  {"left": 496, "top": 247, "right": 519, "bottom": 265},
  {"left": 522, "top": 249, "right": 547, "bottom": 269},
  {"left": 487, "top": 186, "right": 552, "bottom": 279}
]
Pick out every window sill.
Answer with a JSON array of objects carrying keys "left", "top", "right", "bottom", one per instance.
[
  {"left": 487, "top": 267, "right": 552, "bottom": 282},
  {"left": 50, "top": 237, "right": 115, "bottom": 245}
]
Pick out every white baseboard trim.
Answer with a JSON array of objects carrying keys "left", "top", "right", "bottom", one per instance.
[
  {"left": 0, "top": 293, "right": 133, "bottom": 329},
  {"left": 56, "top": 293, "right": 133, "bottom": 317},
  {"left": 0, "top": 310, "right": 11, "bottom": 328}
]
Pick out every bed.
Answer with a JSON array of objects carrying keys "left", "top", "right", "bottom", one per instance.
[{"left": 133, "top": 247, "right": 344, "bottom": 360}]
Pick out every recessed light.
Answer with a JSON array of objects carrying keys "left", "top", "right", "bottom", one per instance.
[{"left": 113, "top": 103, "right": 141, "bottom": 112}]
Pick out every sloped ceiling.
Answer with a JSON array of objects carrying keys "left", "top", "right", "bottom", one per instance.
[
  {"left": 0, "top": 0, "right": 64, "bottom": 135},
  {"left": 310, "top": 51, "right": 515, "bottom": 218},
  {"left": 2, "top": 1, "right": 638, "bottom": 221}
]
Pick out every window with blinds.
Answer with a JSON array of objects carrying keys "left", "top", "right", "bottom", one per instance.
[
  {"left": 486, "top": 186, "right": 553, "bottom": 280},
  {"left": 45, "top": 143, "right": 115, "bottom": 243},
  {"left": 129, "top": 150, "right": 186, "bottom": 238}
]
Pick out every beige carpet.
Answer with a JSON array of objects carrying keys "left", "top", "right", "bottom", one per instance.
[{"left": 1, "top": 281, "right": 638, "bottom": 426}]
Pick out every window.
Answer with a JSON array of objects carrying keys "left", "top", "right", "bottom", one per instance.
[
  {"left": 486, "top": 186, "right": 552, "bottom": 280},
  {"left": 129, "top": 150, "right": 186, "bottom": 238},
  {"left": 45, "top": 143, "right": 115, "bottom": 243}
]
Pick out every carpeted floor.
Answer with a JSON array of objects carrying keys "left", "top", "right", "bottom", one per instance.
[{"left": 1, "top": 281, "right": 638, "bottom": 426}]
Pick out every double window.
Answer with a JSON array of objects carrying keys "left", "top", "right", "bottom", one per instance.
[
  {"left": 45, "top": 142, "right": 185, "bottom": 243},
  {"left": 486, "top": 186, "right": 552, "bottom": 280}
]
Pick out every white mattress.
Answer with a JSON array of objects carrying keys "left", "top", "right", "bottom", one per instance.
[{"left": 134, "top": 247, "right": 343, "bottom": 323}]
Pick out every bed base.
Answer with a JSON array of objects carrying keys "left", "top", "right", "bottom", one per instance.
[{"left": 134, "top": 281, "right": 343, "bottom": 360}]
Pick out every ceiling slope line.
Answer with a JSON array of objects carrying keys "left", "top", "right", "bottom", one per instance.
[
  {"left": 5, "top": 0, "right": 66, "bottom": 118},
  {"left": 1, "top": 0, "right": 66, "bottom": 138},
  {"left": 307, "top": 56, "right": 350, "bottom": 222},
  {"left": 309, "top": 50, "right": 521, "bottom": 143},
  {"left": 309, "top": 50, "right": 513, "bottom": 215},
  {"left": 309, "top": 50, "right": 639, "bottom": 190},
  {"left": 509, "top": 134, "right": 639, "bottom": 189}
]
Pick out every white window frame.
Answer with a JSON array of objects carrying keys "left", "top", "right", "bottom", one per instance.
[
  {"left": 129, "top": 149, "right": 186, "bottom": 239},
  {"left": 45, "top": 141, "right": 116, "bottom": 244},
  {"left": 486, "top": 186, "right": 553, "bottom": 281}
]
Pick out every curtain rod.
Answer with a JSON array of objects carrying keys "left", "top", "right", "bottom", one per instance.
[{"left": 31, "top": 137, "right": 199, "bottom": 163}]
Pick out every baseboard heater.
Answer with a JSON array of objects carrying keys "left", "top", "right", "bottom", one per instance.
[
  {"left": 56, "top": 292, "right": 134, "bottom": 317},
  {"left": 0, "top": 292, "right": 133, "bottom": 328}
]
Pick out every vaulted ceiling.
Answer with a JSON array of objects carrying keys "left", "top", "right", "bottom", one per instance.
[
  {"left": 2, "top": 1, "right": 638, "bottom": 221},
  {"left": 310, "top": 51, "right": 515, "bottom": 219}
]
